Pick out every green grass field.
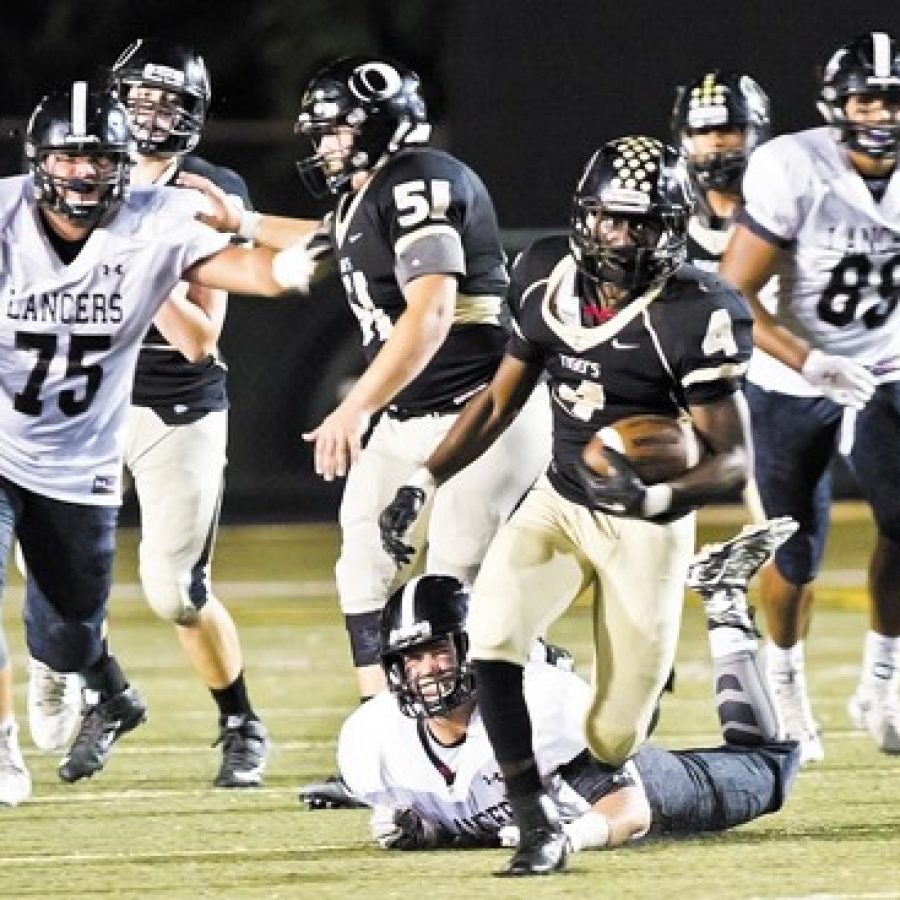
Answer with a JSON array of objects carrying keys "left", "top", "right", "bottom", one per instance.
[{"left": 3, "top": 506, "right": 900, "bottom": 899}]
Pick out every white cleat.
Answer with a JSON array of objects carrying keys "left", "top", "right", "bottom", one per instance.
[
  {"left": 28, "top": 657, "right": 82, "bottom": 751},
  {"left": 848, "top": 687, "right": 900, "bottom": 754},
  {"left": 0, "top": 722, "right": 31, "bottom": 807}
]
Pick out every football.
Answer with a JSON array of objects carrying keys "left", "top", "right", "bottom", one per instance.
[{"left": 582, "top": 414, "right": 702, "bottom": 484}]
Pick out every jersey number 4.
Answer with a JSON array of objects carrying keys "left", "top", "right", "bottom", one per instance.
[{"left": 14, "top": 332, "right": 110, "bottom": 416}]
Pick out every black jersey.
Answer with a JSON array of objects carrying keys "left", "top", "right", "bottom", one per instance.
[
  {"left": 507, "top": 236, "right": 753, "bottom": 508},
  {"left": 328, "top": 146, "right": 509, "bottom": 415},
  {"left": 131, "top": 155, "right": 251, "bottom": 423}
]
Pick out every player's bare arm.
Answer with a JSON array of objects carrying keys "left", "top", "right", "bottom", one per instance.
[
  {"left": 719, "top": 226, "right": 809, "bottom": 369},
  {"left": 673, "top": 391, "right": 751, "bottom": 510},
  {"left": 178, "top": 171, "right": 320, "bottom": 248},
  {"left": 426, "top": 353, "right": 544, "bottom": 483},
  {"left": 184, "top": 243, "right": 303, "bottom": 296},
  {"left": 302, "top": 273, "right": 458, "bottom": 481},
  {"left": 153, "top": 282, "right": 227, "bottom": 363}
]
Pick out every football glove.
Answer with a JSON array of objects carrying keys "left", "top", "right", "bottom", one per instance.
[
  {"left": 369, "top": 805, "right": 449, "bottom": 850},
  {"left": 576, "top": 450, "right": 649, "bottom": 517},
  {"left": 800, "top": 349, "right": 876, "bottom": 410},
  {"left": 378, "top": 469, "right": 435, "bottom": 566}
]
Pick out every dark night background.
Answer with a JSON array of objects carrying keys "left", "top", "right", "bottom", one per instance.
[{"left": 3, "top": 1, "right": 896, "bottom": 519}]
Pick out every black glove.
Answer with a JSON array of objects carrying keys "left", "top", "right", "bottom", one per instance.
[
  {"left": 370, "top": 805, "right": 450, "bottom": 850},
  {"left": 379, "top": 485, "right": 427, "bottom": 565},
  {"left": 575, "top": 448, "right": 648, "bottom": 517}
]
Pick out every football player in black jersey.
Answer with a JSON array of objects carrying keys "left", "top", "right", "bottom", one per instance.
[
  {"left": 379, "top": 136, "right": 755, "bottom": 875},
  {"left": 27, "top": 40, "right": 270, "bottom": 787},
  {"left": 185, "top": 57, "right": 551, "bottom": 712},
  {"left": 671, "top": 70, "right": 770, "bottom": 272}
]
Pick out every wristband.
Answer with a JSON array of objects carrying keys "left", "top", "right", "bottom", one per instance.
[
  {"left": 408, "top": 467, "right": 437, "bottom": 497},
  {"left": 563, "top": 811, "right": 610, "bottom": 851},
  {"left": 642, "top": 483, "right": 673, "bottom": 518},
  {"left": 236, "top": 208, "right": 262, "bottom": 242}
]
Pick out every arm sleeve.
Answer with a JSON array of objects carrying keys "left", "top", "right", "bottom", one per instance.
[{"left": 379, "top": 154, "right": 469, "bottom": 287}]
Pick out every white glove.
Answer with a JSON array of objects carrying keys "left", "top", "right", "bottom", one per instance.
[
  {"left": 498, "top": 811, "right": 610, "bottom": 852},
  {"left": 369, "top": 805, "right": 447, "bottom": 850},
  {"left": 801, "top": 349, "right": 876, "bottom": 410},
  {"left": 271, "top": 239, "right": 317, "bottom": 293}
]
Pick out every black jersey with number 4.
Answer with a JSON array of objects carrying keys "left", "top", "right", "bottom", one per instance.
[
  {"left": 507, "top": 236, "right": 753, "bottom": 507},
  {"left": 130, "top": 155, "right": 251, "bottom": 424},
  {"left": 328, "top": 146, "right": 509, "bottom": 415}
]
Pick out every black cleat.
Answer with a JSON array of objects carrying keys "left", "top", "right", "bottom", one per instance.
[
  {"left": 299, "top": 774, "right": 367, "bottom": 809},
  {"left": 213, "top": 717, "right": 270, "bottom": 788},
  {"left": 496, "top": 791, "right": 568, "bottom": 877},
  {"left": 59, "top": 687, "right": 147, "bottom": 783}
]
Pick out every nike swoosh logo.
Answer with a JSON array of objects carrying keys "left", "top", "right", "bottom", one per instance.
[
  {"left": 348, "top": 233, "right": 363, "bottom": 243},
  {"left": 611, "top": 338, "right": 640, "bottom": 350}
]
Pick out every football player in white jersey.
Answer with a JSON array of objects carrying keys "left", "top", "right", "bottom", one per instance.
[
  {"left": 338, "top": 521, "right": 799, "bottom": 856},
  {"left": 0, "top": 81, "right": 307, "bottom": 799},
  {"left": 33, "top": 38, "right": 272, "bottom": 790},
  {"left": 720, "top": 31, "right": 900, "bottom": 762},
  {"left": 672, "top": 70, "right": 771, "bottom": 273},
  {"left": 379, "top": 137, "right": 755, "bottom": 875}
]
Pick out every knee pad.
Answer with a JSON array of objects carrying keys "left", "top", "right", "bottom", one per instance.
[
  {"left": 140, "top": 570, "right": 201, "bottom": 626},
  {"left": 38, "top": 621, "right": 100, "bottom": 673},
  {"left": 345, "top": 610, "right": 384, "bottom": 667}
]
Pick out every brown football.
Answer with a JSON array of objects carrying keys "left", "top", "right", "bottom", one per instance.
[{"left": 582, "top": 414, "right": 702, "bottom": 484}]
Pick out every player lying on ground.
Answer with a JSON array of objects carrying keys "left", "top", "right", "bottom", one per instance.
[{"left": 337, "top": 518, "right": 800, "bottom": 853}]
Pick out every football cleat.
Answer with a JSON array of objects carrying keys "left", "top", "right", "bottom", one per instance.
[
  {"left": 848, "top": 687, "right": 900, "bottom": 754},
  {"left": 213, "top": 717, "right": 271, "bottom": 788},
  {"left": 58, "top": 687, "right": 147, "bottom": 783},
  {"left": 687, "top": 516, "right": 798, "bottom": 595},
  {"left": 495, "top": 792, "right": 568, "bottom": 877},
  {"left": 0, "top": 722, "right": 31, "bottom": 807},
  {"left": 27, "top": 657, "right": 82, "bottom": 751},
  {"left": 299, "top": 774, "right": 367, "bottom": 809},
  {"left": 688, "top": 517, "right": 798, "bottom": 635}
]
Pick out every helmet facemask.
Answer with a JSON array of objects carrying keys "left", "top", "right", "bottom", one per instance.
[
  {"left": 383, "top": 634, "right": 476, "bottom": 719},
  {"left": 33, "top": 149, "right": 132, "bottom": 224},
  {"left": 120, "top": 83, "right": 207, "bottom": 156},
  {"left": 822, "top": 90, "right": 900, "bottom": 159},
  {"left": 572, "top": 202, "right": 686, "bottom": 293}
]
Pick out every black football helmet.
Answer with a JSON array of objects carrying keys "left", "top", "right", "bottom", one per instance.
[
  {"left": 25, "top": 81, "right": 135, "bottom": 224},
  {"left": 671, "top": 71, "right": 770, "bottom": 202},
  {"left": 380, "top": 575, "right": 476, "bottom": 719},
  {"left": 570, "top": 136, "right": 694, "bottom": 295},
  {"left": 295, "top": 55, "right": 430, "bottom": 198},
  {"left": 818, "top": 31, "right": 900, "bottom": 159},
  {"left": 110, "top": 37, "right": 210, "bottom": 155}
]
